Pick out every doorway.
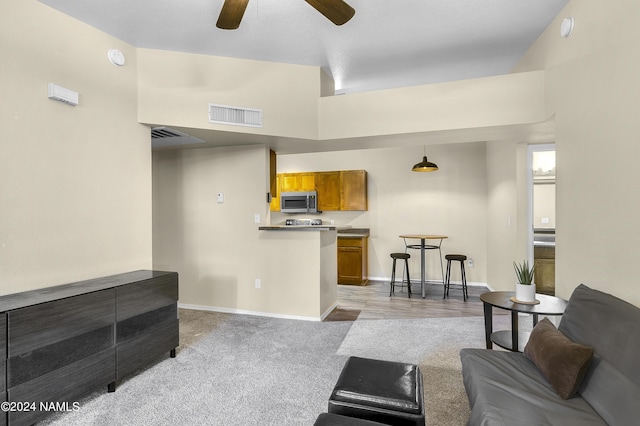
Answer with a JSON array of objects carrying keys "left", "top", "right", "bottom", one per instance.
[{"left": 528, "top": 144, "right": 556, "bottom": 295}]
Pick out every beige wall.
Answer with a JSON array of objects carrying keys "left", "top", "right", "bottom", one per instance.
[
  {"left": 153, "top": 142, "right": 490, "bottom": 318},
  {"left": 485, "top": 141, "right": 518, "bottom": 290},
  {"left": 513, "top": 0, "right": 640, "bottom": 305},
  {"left": 533, "top": 183, "right": 555, "bottom": 229},
  {"left": 318, "top": 71, "right": 546, "bottom": 140},
  {"left": 153, "top": 145, "right": 336, "bottom": 319},
  {"left": 7, "top": 0, "right": 639, "bottom": 311},
  {"left": 0, "top": 1, "right": 152, "bottom": 294},
  {"left": 137, "top": 49, "right": 322, "bottom": 140},
  {"left": 275, "top": 143, "right": 489, "bottom": 286}
]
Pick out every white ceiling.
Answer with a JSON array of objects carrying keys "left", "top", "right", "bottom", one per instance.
[
  {"left": 39, "top": 0, "right": 567, "bottom": 94},
  {"left": 37, "top": 0, "right": 567, "bottom": 152}
]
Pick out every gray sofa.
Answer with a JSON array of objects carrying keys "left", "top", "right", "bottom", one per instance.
[{"left": 460, "top": 284, "right": 640, "bottom": 426}]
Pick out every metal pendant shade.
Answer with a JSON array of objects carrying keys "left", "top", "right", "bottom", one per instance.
[{"left": 412, "top": 155, "right": 439, "bottom": 172}]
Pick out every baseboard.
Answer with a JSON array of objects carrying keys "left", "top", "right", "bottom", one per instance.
[
  {"left": 365, "top": 276, "right": 488, "bottom": 288},
  {"left": 178, "top": 302, "right": 336, "bottom": 322}
]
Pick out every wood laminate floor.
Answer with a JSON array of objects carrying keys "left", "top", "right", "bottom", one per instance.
[{"left": 326, "top": 280, "right": 495, "bottom": 321}]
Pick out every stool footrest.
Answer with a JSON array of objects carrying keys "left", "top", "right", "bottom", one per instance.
[{"left": 329, "top": 357, "right": 425, "bottom": 426}]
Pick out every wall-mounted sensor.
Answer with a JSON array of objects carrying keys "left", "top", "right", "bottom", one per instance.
[
  {"left": 48, "top": 83, "right": 78, "bottom": 106},
  {"left": 560, "top": 17, "right": 574, "bottom": 37},
  {"left": 108, "top": 49, "right": 126, "bottom": 66}
]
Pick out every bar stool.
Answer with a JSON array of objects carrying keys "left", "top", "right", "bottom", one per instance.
[
  {"left": 389, "top": 253, "right": 412, "bottom": 298},
  {"left": 444, "top": 254, "right": 468, "bottom": 301}
]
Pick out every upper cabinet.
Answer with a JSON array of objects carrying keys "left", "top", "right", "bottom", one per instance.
[
  {"left": 280, "top": 173, "right": 316, "bottom": 192},
  {"left": 269, "top": 150, "right": 277, "bottom": 198},
  {"left": 270, "top": 169, "right": 367, "bottom": 212},
  {"left": 339, "top": 170, "right": 367, "bottom": 211},
  {"left": 315, "top": 171, "right": 341, "bottom": 211}
]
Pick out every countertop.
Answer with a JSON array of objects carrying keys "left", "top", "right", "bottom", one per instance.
[
  {"left": 337, "top": 228, "right": 370, "bottom": 238},
  {"left": 533, "top": 230, "right": 555, "bottom": 248},
  {"left": 258, "top": 226, "right": 370, "bottom": 237},
  {"left": 259, "top": 225, "right": 340, "bottom": 231}
]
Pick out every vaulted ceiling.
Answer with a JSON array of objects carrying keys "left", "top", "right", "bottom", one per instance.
[
  {"left": 39, "top": 0, "right": 568, "bottom": 94},
  {"left": 37, "top": 0, "right": 567, "bottom": 152}
]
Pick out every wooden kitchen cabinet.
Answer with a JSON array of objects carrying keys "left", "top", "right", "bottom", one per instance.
[
  {"left": 338, "top": 236, "right": 369, "bottom": 285},
  {"left": 270, "top": 169, "right": 368, "bottom": 212},
  {"left": 269, "top": 149, "right": 277, "bottom": 198},
  {"left": 270, "top": 174, "right": 280, "bottom": 211},
  {"left": 534, "top": 245, "right": 555, "bottom": 295},
  {"left": 340, "top": 170, "right": 368, "bottom": 211},
  {"left": 315, "top": 171, "right": 341, "bottom": 211},
  {"left": 280, "top": 173, "right": 316, "bottom": 192}
]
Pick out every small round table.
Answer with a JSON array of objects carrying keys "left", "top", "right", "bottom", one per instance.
[
  {"left": 399, "top": 235, "right": 447, "bottom": 298},
  {"left": 480, "top": 291, "right": 567, "bottom": 352}
]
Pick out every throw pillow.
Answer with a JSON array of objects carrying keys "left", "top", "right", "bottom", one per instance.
[{"left": 524, "top": 317, "right": 594, "bottom": 399}]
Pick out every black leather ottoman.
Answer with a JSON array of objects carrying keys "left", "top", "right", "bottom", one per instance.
[
  {"left": 314, "top": 412, "right": 389, "bottom": 425},
  {"left": 328, "top": 356, "right": 425, "bottom": 426}
]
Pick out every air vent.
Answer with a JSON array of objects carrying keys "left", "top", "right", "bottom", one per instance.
[
  {"left": 150, "top": 127, "right": 205, "bottom": 148},
  {"left": 208, "top": 103, "right": 263, "bottom": 128}
]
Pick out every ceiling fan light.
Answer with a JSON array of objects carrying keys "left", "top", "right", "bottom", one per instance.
[{"left": 412, "top": 156, "right": 439, "bottom": 172}]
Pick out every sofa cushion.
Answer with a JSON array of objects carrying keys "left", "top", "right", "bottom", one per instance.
[
  {"left": 460, "top": 348, "right": 606, "bottom": 426},
  {"left": 524, "top": 318, "right": 593, "bottom": 399},
  {"left": 558, "top": 284, "right": 640, "bottom": 426}
]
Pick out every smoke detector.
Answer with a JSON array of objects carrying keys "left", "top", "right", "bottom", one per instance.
[{"left": 560, "top": 17, "right": 574, "bottom": 37}]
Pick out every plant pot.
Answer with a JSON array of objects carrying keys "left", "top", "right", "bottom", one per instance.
[{"left": 515, "top": 283, "right": 536, "bottom": 303}]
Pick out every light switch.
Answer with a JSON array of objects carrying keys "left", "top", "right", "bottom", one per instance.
[
  {"left": 254, "top": 213, "right": 260, "bottom": 224},
  {"left": 217, "top": 193, "right": 224, "bottom": 203}
]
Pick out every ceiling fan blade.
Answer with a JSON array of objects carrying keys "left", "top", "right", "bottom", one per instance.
[
  {"left": 216, "top": 0, "right": 250, "bottom": 30},
  {"left": 304, "top": 0, "right": 355, "bottom": 26}
]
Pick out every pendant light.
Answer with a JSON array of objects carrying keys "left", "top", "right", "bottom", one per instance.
[{"left": 411, "top": 147, "right": 439, "bottom": 172}]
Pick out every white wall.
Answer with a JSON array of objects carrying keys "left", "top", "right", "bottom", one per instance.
[
  {"left": 275, "top": 143, "right": 489, "bottom": 285},
  {"left": 0, "top": 1, "right": 152, "bottom": 294}
]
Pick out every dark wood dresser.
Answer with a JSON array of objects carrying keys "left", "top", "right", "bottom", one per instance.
[{"left": 0, "top": 270, "right": 179, "bottom": 426}]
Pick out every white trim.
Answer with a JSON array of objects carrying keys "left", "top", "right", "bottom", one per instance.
[
  {"left": 365, "top": 276, "right": 488, "bottom": 288},
  {"left": 178, "top": 302, "right": 338, "bottom": 322}
]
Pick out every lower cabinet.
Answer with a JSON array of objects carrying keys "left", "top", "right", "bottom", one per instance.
[
  {"left": 0, "top": 270, "right": 178, "bottom": 426},
  {"left": 338, "top": 236, "right": 369, "bottom": 285},
  {"left": 534, "top": 246, "right": 555, "bottom": 295}
]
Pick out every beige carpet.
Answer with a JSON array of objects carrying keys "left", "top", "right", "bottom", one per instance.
[
  {"left": 422, "top": 347, "right": 472, "bottom": 425},
  {"left": 336, "top": 314, "right": 529, "bottom": 425},
  {"left": 39, "top": 310, "right": 525, "bottom": 425}
]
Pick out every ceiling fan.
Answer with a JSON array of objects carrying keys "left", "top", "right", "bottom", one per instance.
[{"left": 216, "top": 0, "right": 355, "bottom": 30}]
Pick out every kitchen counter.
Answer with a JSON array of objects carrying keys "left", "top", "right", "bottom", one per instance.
[
  {"left": 256, "top": 229, "right": 337, "bottom": 320},
  {"left": 259, "top": 225, "right": 340, "bottom": 231},
  {"left": 337, "top": 228, "right": 370, "bottom": 238},
  {"left": 258, "top": 226, "right": 370, "bottom": 236},
  {"left": 533, "top": 229, "right": 555, "bottom": 247}
]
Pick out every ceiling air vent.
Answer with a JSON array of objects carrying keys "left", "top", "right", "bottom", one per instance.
[
  {"left": 208, "top": 103, "right": 263, "bottom": 128},
  {"left": 151, "top": 127, "right": 205, "bottom": 148}
]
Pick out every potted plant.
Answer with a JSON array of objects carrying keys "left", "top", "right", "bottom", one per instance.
[{"left": 513, "top": 260, "right": 536, "bottom": 302}]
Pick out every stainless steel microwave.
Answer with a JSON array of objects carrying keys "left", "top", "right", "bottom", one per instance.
[{"left": 280, "top": 191, "right": 319, "bottom": 214}]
